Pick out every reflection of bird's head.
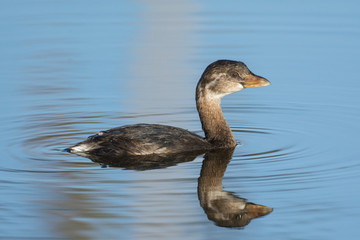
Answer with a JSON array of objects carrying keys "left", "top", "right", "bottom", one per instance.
[
  {"left": 203, "top": 192, "right": 273, "bottom": 228},
  {"left": 198, "top": 149, "right": 273, "bottom": 228}
]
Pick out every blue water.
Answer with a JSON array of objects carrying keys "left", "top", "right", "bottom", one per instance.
[{"left": 1, "top": 0, "right": 360, "bottom": 239}]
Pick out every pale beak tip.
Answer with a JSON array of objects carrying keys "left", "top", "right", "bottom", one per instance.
[{"left": 263, "top": 78, "right": 271, "bottom": 86}]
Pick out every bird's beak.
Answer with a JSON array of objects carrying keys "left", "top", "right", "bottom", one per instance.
[{"left": 241, "top": 74, "right": 271, "bottom": 88}]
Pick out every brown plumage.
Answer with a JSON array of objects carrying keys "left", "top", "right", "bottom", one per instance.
[{"left": 67, "top": 60, "right": 270, "bottom": 157}]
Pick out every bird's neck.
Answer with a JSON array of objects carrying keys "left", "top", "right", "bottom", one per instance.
[{"left": 196, "top": 90, "right": 237, "bottom": 148}]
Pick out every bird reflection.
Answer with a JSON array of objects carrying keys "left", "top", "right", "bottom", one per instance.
[
  {"left": 78, "top": 148, "right": 272, "bottom": 227},
  {"left": 198, "top": 148, "right": 273, "bottom": 228},
  {"left": 85, "top": 150, "right": 204, "bottom": 170}
]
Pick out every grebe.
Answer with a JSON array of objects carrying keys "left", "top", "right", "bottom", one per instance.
[{"left": 67, "top": 60, "right": 270, "bottom": 157}]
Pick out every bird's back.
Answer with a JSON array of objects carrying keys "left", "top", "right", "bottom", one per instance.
[{"left": 68, "top": 124, "right": 212, "bottom": 157}]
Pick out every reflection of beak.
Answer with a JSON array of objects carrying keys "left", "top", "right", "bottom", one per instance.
[
  {"left": 241, "top": 74, "right": 271, "bottom": 88},
  {"left": 244, "top": 203, "right": 273, "bottom": 218}
]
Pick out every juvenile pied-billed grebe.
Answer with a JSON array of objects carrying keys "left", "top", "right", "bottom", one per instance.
[{"left": 67, "top": 60, "right": 270, "bottom": 157}]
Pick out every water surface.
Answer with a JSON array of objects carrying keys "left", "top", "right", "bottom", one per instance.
[{"left": 1, "top": 0, "right": 360, "bottom": 239}]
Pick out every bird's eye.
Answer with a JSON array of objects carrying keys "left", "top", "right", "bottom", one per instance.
[{"left": 231, "top": 72, "right": 239, "bottom": 78}]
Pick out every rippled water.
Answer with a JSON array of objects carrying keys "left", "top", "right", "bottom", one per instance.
[{"left": 1, "top": 0, "right": 360, "bottom": 239}]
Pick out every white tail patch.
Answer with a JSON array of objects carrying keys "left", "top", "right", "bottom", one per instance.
[{"left": 69, "top": 143, "right": 92, "bottom": 153}]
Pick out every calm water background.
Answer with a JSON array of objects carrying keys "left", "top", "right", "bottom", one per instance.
[{"left": 1, "top": 0, "right": 360, "bottom": 239}]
